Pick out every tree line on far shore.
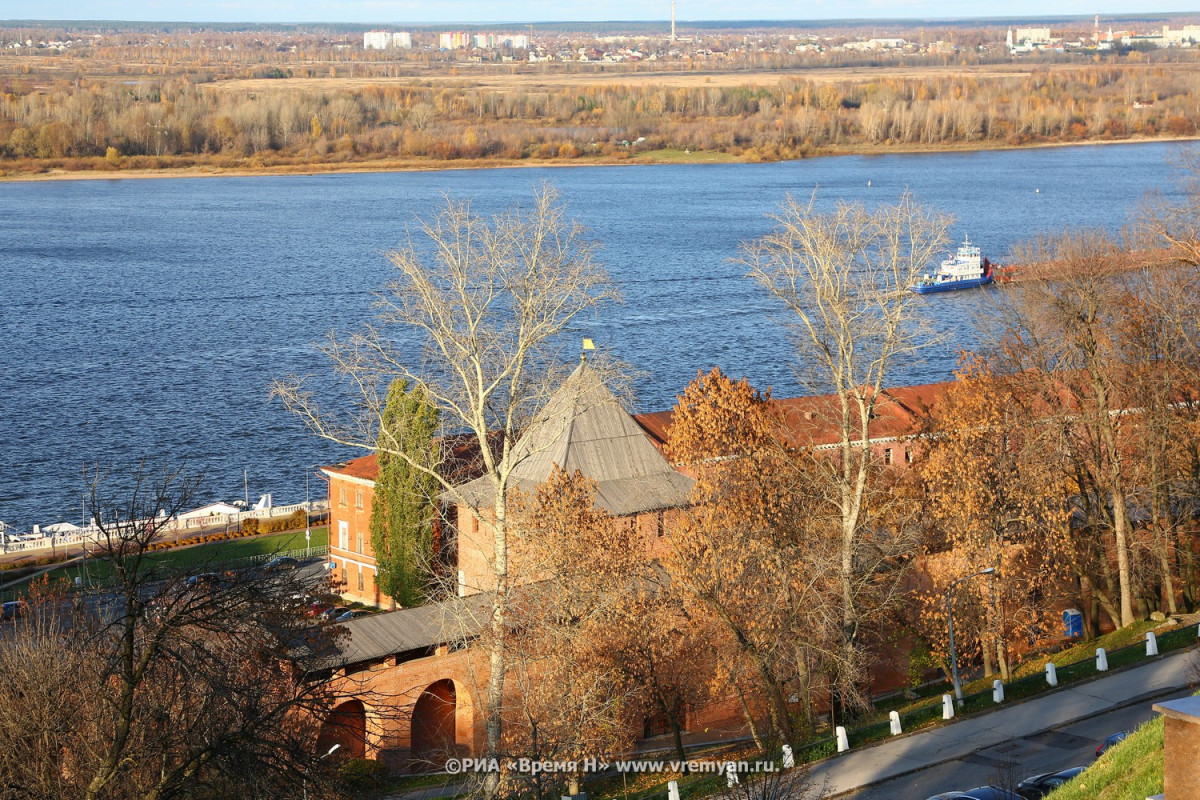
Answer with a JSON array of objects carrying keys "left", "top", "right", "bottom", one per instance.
[{"left": 2, "top": 61, "right": 1200, "bottom": 174}]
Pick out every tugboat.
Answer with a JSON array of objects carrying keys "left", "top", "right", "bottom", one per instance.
[{"left": 911, "top": 236, "right": 994, "bottom": 294}]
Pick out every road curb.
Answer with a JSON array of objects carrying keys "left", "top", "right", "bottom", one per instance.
[{"left": 823, "top": 644, "right": 1198, "bottom": 798}]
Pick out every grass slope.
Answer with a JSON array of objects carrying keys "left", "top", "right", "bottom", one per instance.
[{"left": 1044, "top": 714, "right": 1164, "bottom": 800}]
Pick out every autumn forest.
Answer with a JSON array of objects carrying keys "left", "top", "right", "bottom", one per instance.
[{"left": 6, "top": 23, "right": 1200, "bottom": 177}]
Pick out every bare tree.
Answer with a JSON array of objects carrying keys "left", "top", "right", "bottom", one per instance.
[
  {"left": 272, "top": 185, "right": 619, "bottom": 798},
  {"left": 742, "top": 192, "right": 950, "bottom": 707},
  {"left": 0, "top": 463, "right": 354, "bottom": 800},
  {"left": 986, "top": 230, "right": 1142, "bottom": 627},
  {"left": 1141, "top": 148, "right": 1200, "bottom": 267}
]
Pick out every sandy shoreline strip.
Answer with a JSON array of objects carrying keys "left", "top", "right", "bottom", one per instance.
[{"left": 3, "top": 134, "right": 1199, "bottom": 183}]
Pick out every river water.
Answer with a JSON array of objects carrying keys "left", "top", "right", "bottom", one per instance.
[{"left": 0, "top": 142, "right": 1191, "bottom": 528}]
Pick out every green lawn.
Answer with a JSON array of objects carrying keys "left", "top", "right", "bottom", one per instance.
[{"left": 12, "top": 527, "right": 328, "bottom": 591}]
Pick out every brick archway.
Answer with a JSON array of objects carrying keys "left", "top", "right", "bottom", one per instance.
[
  {"left": 317, "top": 699, "right": 367, "bottom": 760},
  {"left": 410, "top": 680, "right": 458, "bottom": 771}
]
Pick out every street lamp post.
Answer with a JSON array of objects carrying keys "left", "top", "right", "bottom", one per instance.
[
  {"left": 303, "top": 743, "right": 340, "bottom": 800},
  {"left": 305, "top": 468, "right": 311, "bottom": 557},
  {"left": 946, "top": 566, "right": 996, "bottom": 706}
]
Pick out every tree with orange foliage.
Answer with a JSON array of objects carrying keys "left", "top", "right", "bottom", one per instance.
[
  {"left": 505, "top": 466, "right": 720, "bottom": 794},
  {"left": 919, "top": 359, "right": 1072, "bottom": 679},
  {"left": 503, "top": 466, "right": 641, "bottom": 799},
  {"left": 990, "top": 230, "right": 1143, "bottom": 628},
  {"left": 663, "top": 368, "right": 844, "bottom": 745}
]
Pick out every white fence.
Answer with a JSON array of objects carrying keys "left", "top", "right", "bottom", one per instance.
[
  {"left": 176, "top": 501, "right": 326, "bottom": 531},
  {"left": 0, "top": 500, "right": 329, "bottom": 555}
]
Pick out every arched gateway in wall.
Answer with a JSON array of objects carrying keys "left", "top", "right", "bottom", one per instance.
[
  {"left": 410, "top": 679, "right": 458, "bottom": 770},
  {"left": 316, "top": 699, "right": 367, "bottom": 760}
]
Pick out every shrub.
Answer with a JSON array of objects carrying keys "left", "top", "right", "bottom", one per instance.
[
  {"left": 338, "top": 758, "right": 389, "bottom": 791},
  {"left": 241, "top": 518, "right": 260, "bottom": 535}
]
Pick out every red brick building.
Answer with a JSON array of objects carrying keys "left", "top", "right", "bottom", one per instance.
[
  {"left": 322, "top": 454, "right": 384, "bottom": 606},
  {"left": 316, "top": 368, "right": 953, "bottom": 769},
  {"left": 316, "top": 363, "right": 697, "bottom": 769}
]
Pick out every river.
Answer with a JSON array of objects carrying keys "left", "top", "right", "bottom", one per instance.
[{"left": 0, "top": 141, "right": 1191, "bottom": 528}]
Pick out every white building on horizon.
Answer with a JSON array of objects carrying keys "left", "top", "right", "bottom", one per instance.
[
  {"left": 472, "top": 32, "right": 530, "bottom": 50},
  {"left": 363, "top": 30, "right": 412, "bottom": 50}
]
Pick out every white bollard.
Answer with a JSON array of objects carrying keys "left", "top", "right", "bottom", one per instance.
[
  {"left": 781, "top": 745, "right": 794, "bottom": 769},
  {"left": 1045, "top": 663, "right": 1058, "bottom": 687},
  {"left": 942, "top": 694, "right": 955, "bottom": 720},
  {"left": 1096, "top": 647, "right": 1109, "bottom": 671},
  {"left": 668, "top": 781, "right": 681, "bottom": 800},
  {"left": 836, "top": 726, "right": 850, "bottom": 752},
  {"left": 889, "top": 710, "right": 902, "bottom": 735},
  {"left": 725, "top": 764, "right": 738, "bottom": 788},
  {"left": 1146, "top": 631, "right": 1159, "bottom": 656},
  {"left": 992, "top": 679, "right": 1005, "bottom": 704}
]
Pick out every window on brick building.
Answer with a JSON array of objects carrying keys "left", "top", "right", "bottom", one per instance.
[
  {"left": 338, "top": 521, "right": 349, "bottom": 550},
  {"left": 656, "top": 511, "right": 665, "bottom": 538},
  {"left": 884, "top": 448, "right": 894, "bottom": 465},
  {"left": 356, "top": 531, "right": 363, "bottom": 554},
  {"left": 338, "top": 486, "right": 347, "bottom": 507},
  {"left": 357, "top": 570, "right": 364, "bottom": 592},
  {"left": 906, "top": 449, "right": 914, "bottom": 464},
  {"left": 355, "top": 489, "right": 363, "bottom": 509}
]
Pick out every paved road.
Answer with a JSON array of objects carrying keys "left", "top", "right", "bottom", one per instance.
[
  {"left": 847, "top": 685, "right": 1191, "bottom": 799},
  {"left": 810, "top": 644, "right": 1199, "bottom": 798}
]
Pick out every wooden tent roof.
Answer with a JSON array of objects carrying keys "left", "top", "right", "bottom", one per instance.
[{"left": 456, "top": 362, "right": 693, "bottom": 516}]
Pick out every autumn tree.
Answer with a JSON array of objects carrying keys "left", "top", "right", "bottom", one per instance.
[
  {"left": 743, "top": 193, "right": 950, "bottom": 705},
  {"left": 987, "top": 230, "right": 1142, "bottom": 627},
  {"left": 502, "top": 466, "right": 643, "bottom": 798},
  {"left": 1110, "top": 268, "right": 1200, "bottom": 615},
  {"left": 598, "top": 583, "right": 717, "bottom": 768},
  {"left": 370, "top": 378, "right": 439, "bottom": 608},
  {"left": 0, "top": 464, "right": 354, "bottom": 800},
  {"left": 274, "top": 185, "right": 619, "bottom": 799},
  {"left": 919, "top": 359, "right": 1072, "bottom": 677},
  {"left": 512, "top": 464, "right": 718, "bottom": 775},
  {"left": 663, "top": 368, "right": 845, "bottom": 745}
]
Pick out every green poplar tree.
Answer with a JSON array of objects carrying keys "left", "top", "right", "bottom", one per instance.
[{"left": 370, "top": 379, "right": 439, "bottom": 607}]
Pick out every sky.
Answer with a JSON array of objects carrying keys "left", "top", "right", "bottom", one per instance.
[{"left": 3, "top": 1, "right": 1199, "bottom": 24}]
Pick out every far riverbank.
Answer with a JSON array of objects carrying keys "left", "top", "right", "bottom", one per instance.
[{"left": 3, "top": 133, "right": 1198, "bottom": 183}]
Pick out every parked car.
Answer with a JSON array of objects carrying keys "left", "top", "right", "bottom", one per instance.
[
  {"left": 1, "top": 600, "right": 28, "bottom": 621},
  {"left": 924, "top": 787, "right": 1024, "bottom": 800},
  {"left": 1095, "top": 731, "right": 1128, "bottom": 758},
  {"left": 263, "top": 556, "right": 300, "bottom": 572},
  {"left": 305, "top": 600, "right": 333, "bottom": 618},
  {"left": 186, "top": 572, "right": 220, "bottom": 588},
  {"left": 335, "top": 609, "right": 371, "bottom": 622},
  {"left": 1016, "top": 765, "right": 1085, "bottom": 798},
  {"left": 320, "top": 606, "right": 349, "bottom": 621}
]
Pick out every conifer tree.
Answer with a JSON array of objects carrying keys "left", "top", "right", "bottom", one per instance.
[{"left": 370, "top": 378, "right": 439, "bottom": 607}]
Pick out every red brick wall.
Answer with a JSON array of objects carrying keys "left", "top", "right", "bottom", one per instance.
[{"left": 330, "top": 647, "right": 488, "bottom": 772}]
